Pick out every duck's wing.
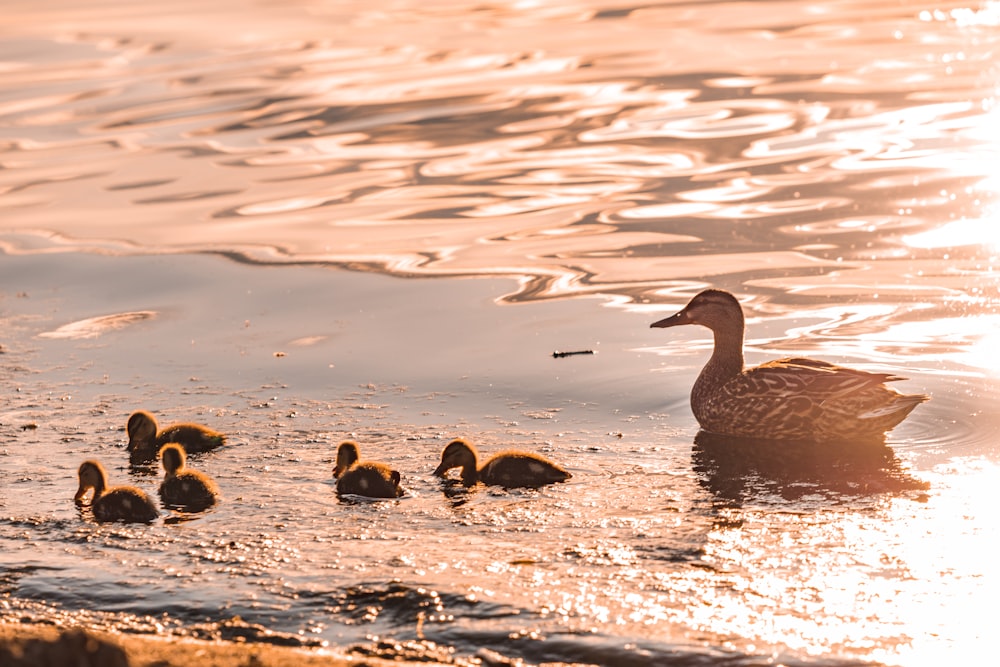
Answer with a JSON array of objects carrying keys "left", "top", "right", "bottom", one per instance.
[
  {"left": 745, "top": 358, "right": 912, "bottom": 400},
  {"left": 701, "top": 357, "right": 927, "bottom": 440}
]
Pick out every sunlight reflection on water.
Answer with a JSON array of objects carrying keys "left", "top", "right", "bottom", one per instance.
[{"left": 1, "top": 0, "right": 996, "bottom": 312}]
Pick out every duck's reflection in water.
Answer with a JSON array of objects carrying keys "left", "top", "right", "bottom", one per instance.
[
  {"left": 692, "top": 430, "right": 929, "bottom": 506},
  {"left": 438, "top": 478, "right": 474, "bottom": 508}
]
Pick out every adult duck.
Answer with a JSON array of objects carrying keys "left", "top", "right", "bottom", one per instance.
[
  {"left": 650, "top": 289, "right": 928, "bottom": 442},
  {"left": 333, "top": 441, "right": 403, "bottom": 498},
  {"left": 433, "top": 438, "right": 571, "bottom": 488},
  {"left": 74, "top": 460, "right": 159, "bottom": 523},
  {"left": 127, "top": 410, "right": 225, "bottom": 464},
  {"left": 158, "top": 444, "right": 220, "bottom": 511}
]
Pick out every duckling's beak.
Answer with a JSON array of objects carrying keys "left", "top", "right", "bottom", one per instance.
[
  {"left": 73, "top": 483, "right": 89, "bottom": 504},
  {"left": 650, "top": 308, "right": 690, "bottom": 328}
]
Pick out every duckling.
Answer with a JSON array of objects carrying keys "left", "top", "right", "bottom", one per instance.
[
  {"left": 158, "top": 444, "right": 219, "bottom": 511},
  {"left": 333, "top": 441, "right": 403, "bottom": 498},
  {"left": 433, "top": 438, "right": 571, "bottom": 488},
  {"left": 650, "top": 289, "right": 928, "bottom": 442},
  {"left": 74, "top": 460, "right": 159, "bottom": 523},
  {"left": 127, "top": 410, "right": 225, "bottom": 464}
]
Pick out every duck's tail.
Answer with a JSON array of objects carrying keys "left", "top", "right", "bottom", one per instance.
[{"left": 860, "top": 392, "right": 929, "bottom": 427}]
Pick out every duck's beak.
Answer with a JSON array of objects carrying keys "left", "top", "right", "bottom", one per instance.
[
  {"left": 74, "top": 483, "right": 89, "bottom": 504},
  {"left": 432, "top": 462, "right": 450, "bottom": 477},
  {"left": 126, "top": 437, "right": 136, "bottom": 452},
  {"left": 650, "top": 308, "right": 690, "bottom": 328},
  {"left": 332, "top": 464, "right": 345, "bottom": 478}
]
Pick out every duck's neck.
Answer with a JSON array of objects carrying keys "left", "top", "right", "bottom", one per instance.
[
  {"left": 462, "top": 461, "right": 479, "bottom": 485},
  {"left": 692, "top": 325, "right": 745, "bottom": 404}
]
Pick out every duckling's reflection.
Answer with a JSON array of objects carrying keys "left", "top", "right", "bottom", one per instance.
[
  {"left": 163, "top": 512, "right": 209, "bottom": 525},
  {"left": 437, "top": 478, "right": 475, "bottom": 508},
  {"left": 127, "top": 460, "right": 159, "bottom": 476},
  {"left": 692, "top": 430, "right": 928, "bottom": 505}
]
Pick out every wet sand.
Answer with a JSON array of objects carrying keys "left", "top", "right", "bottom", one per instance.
[{"left": 0, "top": 622, "right": 430, "bottom": 667}]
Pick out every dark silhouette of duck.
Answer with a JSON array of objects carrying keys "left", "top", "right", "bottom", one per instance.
[
  {"left": 158, "top": 444, "right": 219, "bottom": 511},
  {"left": 650, "top": 289, "right": 928, "bottom": 442},
  {"left": 127, "top": 410, "right": 225, "bottom": 464},
  {"left": 333, "top": 441, "right": 403, "bottom": 499},
  {"left": 433, "top": 438, "right": 571, "bottom": 488},
  {"left": 74, "top": 459, "right": 159, "bottom": 523}
]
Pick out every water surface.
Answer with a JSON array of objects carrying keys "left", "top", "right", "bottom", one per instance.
[{"left": 2, "top": 1, "right": 999, "bottom": 665}]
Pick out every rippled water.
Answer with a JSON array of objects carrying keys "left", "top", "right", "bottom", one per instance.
[{"left": 2, "top": 1, "right": 1000, "bottom": 665}]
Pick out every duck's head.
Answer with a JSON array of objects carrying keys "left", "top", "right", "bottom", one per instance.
[
  {"left": 75, "top": 460, "right": 108, "bottom": 503},
  {"left": 159, "top": 444, "right": 186, "bottom": 475},
  {"left": 650, "top": 289, "right": 744, "bottom": 332},
  {"left": 334, "top": 441, "right": 361, "bottom": 478},
  {"left": 126, "top": 411, "right": 158, "bottom": 451},
  {"left": 433, "top": 439, "right": 478, "bottom": 477}
]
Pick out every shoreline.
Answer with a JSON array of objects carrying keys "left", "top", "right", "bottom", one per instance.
[{"left": 0, "top": 622, "right": 446, "bottom": 667}]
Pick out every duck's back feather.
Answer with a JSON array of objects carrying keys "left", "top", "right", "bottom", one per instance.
[
  {"left": 696, "top": 358, "right": 928, "bottom": 441},
  {"left": 159, "top": 471, "right": 218, "bottom": 512},
  {"left": 93, "top": 487, "right": 160, "bottom": 523},
  {"left": 336, "top": 462, "right": 402, "bottom": 498},
  {"left": 157, "top": 424, "right": 226, "bottom": 453},
  {"left": 479, "top": 451, "right": 571, "bottom": 488}
]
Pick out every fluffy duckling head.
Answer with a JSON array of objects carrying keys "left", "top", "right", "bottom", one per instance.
[
  {"left": 333, "top": 441, "right": 361, "bottom": 478},
  {"left": 126, "top": 411, "right": 158, "bottom": 451},
  {"left": 433, "top": 439, "right": 478, "bottom": 478},
  {"left": 74, "top": 460, "right": 108, "bottom": 503},
  {"left": 159, "top": 444, "right": 187, "bottom": 476}
]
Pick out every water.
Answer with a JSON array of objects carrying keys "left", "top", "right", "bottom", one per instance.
[{"left": 1, "top": 0, "right": 999, "bottom": 665}]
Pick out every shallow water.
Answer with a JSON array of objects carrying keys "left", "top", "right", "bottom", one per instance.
[{"left": 2, "top": 1, "right": 999, "bottom": 665}]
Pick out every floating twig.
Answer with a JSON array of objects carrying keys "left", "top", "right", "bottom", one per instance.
[{"left": 552, "top": 349, "right": 595, "bottom": 359}]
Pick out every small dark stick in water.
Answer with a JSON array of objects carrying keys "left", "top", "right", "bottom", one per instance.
[{"left": 552, "top": 349, "right": 594, "bottom": 359}]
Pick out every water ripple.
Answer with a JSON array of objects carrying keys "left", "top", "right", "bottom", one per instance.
[{"left": 0, "top": 1, "right": 993, "bottom": 317}]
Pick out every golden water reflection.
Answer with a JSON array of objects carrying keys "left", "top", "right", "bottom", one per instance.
[
  {"left": 1, "top": 0, "right": 997, "bottom": 319},
  {"left": 905, "top": 215, "right": 1000, "bottom": 252},
  {"left": 682, "top": 459, "right": 999, "bottom": 664}
]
